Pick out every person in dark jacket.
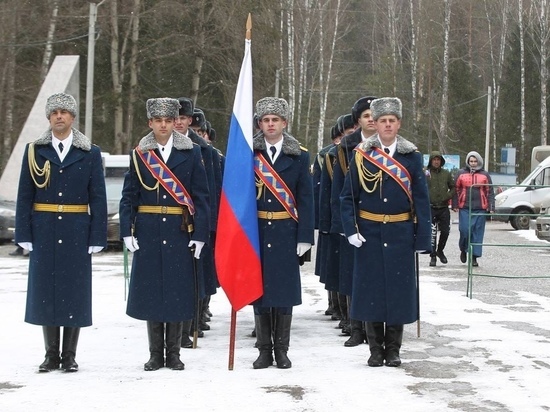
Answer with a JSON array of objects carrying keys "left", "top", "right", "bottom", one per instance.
[
  {"left": 120, "top": 98, "right": 210, "bottom": 371},
  {"left": 340, "top": 97, "right": 431, "bottom": 367},
  {"left": 426, "top": 152, "right": 455, "bottom": 266},
  {"left": 15, "top": 92, "right": 107, "bottom": 373},
  {"left": 252, "top": 97, "right": 314, "bottom": 370},
  {"left": 452, "top": 151, "right": 494, "bottom": 267}
]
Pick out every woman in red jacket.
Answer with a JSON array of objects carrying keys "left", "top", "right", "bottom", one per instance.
[{"left": 452, "top": 151, "right": 495, "bottom": 267}]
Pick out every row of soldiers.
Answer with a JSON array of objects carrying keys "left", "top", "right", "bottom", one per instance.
[
  {"left": 16, "top": 91, "right": 428, "bottom": 372},
  {"left": 313, "top": 96, "right": 378, "bottom": 347},
  {"left": 312, "top": 96, "right": 432, "bottom": 368}
]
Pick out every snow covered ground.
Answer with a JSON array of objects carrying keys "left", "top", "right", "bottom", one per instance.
[{"left": 1, "top": 223, "right": 550, "bottom": 411}]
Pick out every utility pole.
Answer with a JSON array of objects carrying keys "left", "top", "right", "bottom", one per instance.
[
  {"left": 85, "top": 0, "right": 108, "bottom": 141},
  {"left": 484, "top": 86, "right": 492, "bottom": 171}
]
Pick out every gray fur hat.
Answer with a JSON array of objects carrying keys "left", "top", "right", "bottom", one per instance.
[
  {"left": 146, "top": 97, "right": 181, "bottom": 119},
  {"left": 45, "top": 93, "right": 77, "bottom": 118},
  {"left": 371, "top": 97, "right": 402, "bottom": 121},
  {"left": 256, "top": 97, "right": 289, "bottom": 120}
]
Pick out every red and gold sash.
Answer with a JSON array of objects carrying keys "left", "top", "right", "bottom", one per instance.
[
  {"left": 135, "top": 147, "right": 195, "bottom": 214},
  {"left": 355, "top": 146, "right": 413, "bottom": 203},
  {"left": 254, "top": 152, "right": 298, "bottom": 222}
]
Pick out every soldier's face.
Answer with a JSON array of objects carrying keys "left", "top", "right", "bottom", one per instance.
[
  {"left": 49, "top": 110, "right": 75, "bottom": 136},
  {"left": 149, "top": 117, "right": 174, "bottom": 141},
  {"left": 174, "top": 115, "right": 191, "bottom": 133},
  {"left": 358, "top": 109, "right": 376, "bottom": 134},
  {"left": 375, "top": 115, "right": 401, "bottom": 143},
  {"left": 260, "top": 115, "right": 287, "bottom": 142}
]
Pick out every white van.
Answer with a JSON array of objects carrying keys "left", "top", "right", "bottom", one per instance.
[{"left": 494, "top": 156, "right": 550, "bottom": 230}]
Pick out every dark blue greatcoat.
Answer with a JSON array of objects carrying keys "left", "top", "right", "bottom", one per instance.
[
  {"left": 120, "top": 131, "right": 210, "bottom": 322},
  {"left": 340, "top": 134, "right": 431, "bottom": 325},
  {"left": 331, "top": 130, "right": 362, "bottom": 296},
  {"left": 311, "top": 149, "right": 323, "bottom": 276},
  {"left": 319, "top": 145, "right": 341, "bottom": 291},
  {"left": 15, "top": 128, "right": 107, "bottom": 327},
  {"left": 189, "top": 130, "right": 218, "bottom": 296},
  {"left": 252, "top": 132, "right": 314, "bottom": 308}
]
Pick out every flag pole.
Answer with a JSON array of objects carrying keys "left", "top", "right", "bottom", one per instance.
[{"left": 227, "top": 13, "right": 253, "bottom": 371}]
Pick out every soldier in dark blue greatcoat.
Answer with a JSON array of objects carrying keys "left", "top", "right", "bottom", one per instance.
[
  {"left": 15, "top": 93, "right": 107, "bottom": 373},
  {"left": 340, "top": 97, "right": 431, "bottom": 367},
  {"left": 252, "top": 97, "right": 314, "bottom": 370},
  {"left": 120, "top": 98, "right": 210, "bottom": 371},
  {"left": 330, "top": 97, "right": 377, "bottom": 347}
]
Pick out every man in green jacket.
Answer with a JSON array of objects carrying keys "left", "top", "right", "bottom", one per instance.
[{"left": 426, "top": 152, "right": 455, "bottom": 266}]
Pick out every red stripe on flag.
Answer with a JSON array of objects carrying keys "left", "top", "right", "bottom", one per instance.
[{"left": 216, "top": 194, "right": 263, "bottom": 311}]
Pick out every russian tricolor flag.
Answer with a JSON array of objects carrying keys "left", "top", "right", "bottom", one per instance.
[{"left": 215, "top": 37, "right": 263, "bottom": 311}]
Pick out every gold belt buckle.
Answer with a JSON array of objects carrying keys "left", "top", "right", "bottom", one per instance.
[
  {"left": 383, "top": 214, "right": 390, "bottom": 223},
  {"left": 57, "top": 204, "right": 64, "bottom": 213},
  {"left": 161, "top": 206, "right": 168, "bottom": 214},
  {"left": 266, "top": 211, "right": 273, "bottom": 220}
]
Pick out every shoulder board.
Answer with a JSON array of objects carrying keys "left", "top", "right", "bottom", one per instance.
[{"left": 300, "top": 145, "right": 308, "bottom": 152}]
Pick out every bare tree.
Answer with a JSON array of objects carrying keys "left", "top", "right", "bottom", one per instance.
[
  {"left": 316, "top": 0, "right": 341, "bottom": 151},
  {"left": 519, "top": 0, "right": 527, "bottom": 156},
  {"left": 535, "top": 0, "right": 549, "bottom": 145},
  {"left": 438, "top": 0, "right": 452, "bottom": 154},
  {"left": 40, "top": 0, "right": 59, "bottom": 83}
]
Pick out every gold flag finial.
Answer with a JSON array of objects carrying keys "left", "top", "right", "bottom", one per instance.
[{"left": 246, "top": 13, "right": 252, "bottom": 40}]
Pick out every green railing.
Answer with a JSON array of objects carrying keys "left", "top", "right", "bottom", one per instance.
[{"left": 466, "top": 182, "right": 550, "bottom": 298}]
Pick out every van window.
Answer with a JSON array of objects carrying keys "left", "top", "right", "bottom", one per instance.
[{"left": 533, "top": 168, "right": 550, "bottom": 186}]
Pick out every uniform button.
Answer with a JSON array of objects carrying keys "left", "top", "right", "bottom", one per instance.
[
  {"left": 267, "top": 244, "right": 271, "bottom": 248},
  {"left": 58, "top": 239, "right": 63, "bottom": 244},
  {"left": 58, "top": 192, "right": 63, "bottom": 196},
  {"left": 58, "top": 216, "right": 62, "bottom": 220},
  {"left": 383, "top": 243, "right": 387, "bottom": 247},
  {"left": 163, "top": 195, "right": 167, "bottom": 199},
  {"left": 163, "top": 240, "right": 167, "bottom": 244},
  {"left": 59, "top": 169, "right": 63, "bottom": 173},
  {"left": 267, "top": 199, "right": 271, "bottom": 202},
  {"left": 383, "top": 198, "right": 388, "bottom": 202},
  {"left": 162, "top": 217, "right": 166, "bottom": 222},
  {"left": 268, "top": 221, "right": 272, "bottom": 225}
]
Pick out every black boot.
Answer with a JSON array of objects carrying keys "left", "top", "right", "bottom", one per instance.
[
  {"left": 165, "top": 322, "right": 185, "bottom": 370},
  {"left": 61, "top": 327, "right": 80, "bottom": 372},
  {"left": 144, "top": 321, "right": 164, "bottom": 371},
  {"left": 273, "top": 314, "right": 292, "bottom": 369},
  {"left": 385, "top": 324, "right": 404, "bottom": 367},
  {"left": 366, "top": 322, "right": 385, "bottom": 367},
  {"left": 202, "top": 296, "right": 211, "bottom": 322},
  {"left": 180, "top": 320, "right": 193, "bottom": 349},
  {"left": 429, "top": 255, "right": 437, "bottom": 266},
  {"left": 324, "top": 290, "right": 334, "bottom": 316},
  {"left": 199, "top": 298, "right": 210, "bottom": 331},
  {"left": 330, "top": 291, "right": 341, "bottom": 320},
  {"left": 337, "top": 293, "right": 350, "bottom": 334},
  {"left": 252, "top": 314, "right": 273, "bottom": 369},
  {"left": 39, "top": 326, "right": 60, "bottom": 372},
  {"left": 344, "top": 319, "right": 366, "bottom": 347}
]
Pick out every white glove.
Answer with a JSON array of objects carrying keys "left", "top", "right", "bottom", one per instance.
[
  {"left": 189, "top": 240, "right": 205, "bottom": 259},
  {"left": 297, "top": 242, "right": 312, "bottom": 257},
  {"left": 347, "top": 233, "right": 366, "bottom": 248},
  {"left": 123, "top": 236, "right": 139, "bottom": 252},
  {"left": 88, "top": 246, "right": 104, "bottom": 254},
  {"left": 18, "top": 242, "right": 33, "bottom": 251}
]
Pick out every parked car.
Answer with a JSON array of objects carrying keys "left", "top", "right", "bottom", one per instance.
[
  {"left": 0, "top": 198, "right": 16, "bottom": 243},
  {"left": 106, "top": 177, "right": 124, "bottom": 246},
  {"left": 494, "top": 156, "right": 550, "bottom": 230},
  {"left": 102, "top": 153, "right": 130, "bottom": 247},
  {"left": 535, "top": 213, "right": 550, "bottom": 242}
]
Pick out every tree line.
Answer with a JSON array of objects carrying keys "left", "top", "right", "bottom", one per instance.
[{"left": 0, "top": 0, "right": 549, "bottom": 180}]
